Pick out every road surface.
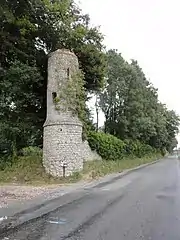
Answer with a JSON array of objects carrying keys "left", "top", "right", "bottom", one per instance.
[{"left": 2, "top": 157, "right": 180, "bottom": 240}]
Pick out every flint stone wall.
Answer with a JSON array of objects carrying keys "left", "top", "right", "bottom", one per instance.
[{"left": 43, "top": 49, "right": 101, "bottom": 177}]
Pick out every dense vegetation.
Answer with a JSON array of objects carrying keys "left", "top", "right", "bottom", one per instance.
[
  {"left": 88, "top": 131, "right": 157, "bottom": 160},
  {"left": 97, "top": 50, "right": 179, "bottom": 153},
  {"left": 0, "top": 0, "right": 179, "bottom": 174},
  {"left": 0, "top": 0, "right": 106, "bottom": 157}
]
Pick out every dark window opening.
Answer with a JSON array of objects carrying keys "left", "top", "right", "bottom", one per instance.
[
  {"left": 52, "top": 92, "right": 57, "bottom": 100},
  {"left": 67, "top": 68, "right": 70, "bottom": 77}
]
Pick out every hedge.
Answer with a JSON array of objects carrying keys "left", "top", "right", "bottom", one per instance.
[
  {"left": 88, "top": 131, "right": 126, "bottom": 160},
  {"left": 88, "top": 131, "right": 156, "bottom": 160}
]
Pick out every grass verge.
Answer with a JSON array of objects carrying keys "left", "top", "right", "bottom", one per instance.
[
  {"left": 0, "top": 156, "right": 82, "bottom": 185},
  {"left": 82, "top": 153, "right": 162, "bottom": 180},
  {"left": 0, "top": 154, "right": 162, "bottom": 185}
]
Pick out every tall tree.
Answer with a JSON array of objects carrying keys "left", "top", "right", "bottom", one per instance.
[
  {"left": 99, "top": 49, "right": 180, "bottom": 151},
  {"left": 0, "top": 0, "right": 107, "bottom": 152}
]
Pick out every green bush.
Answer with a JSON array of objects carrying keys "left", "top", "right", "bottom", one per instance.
[
  {"left": 88, "top": 131, "right": 126, "bottom": 160},
  {"left": 88, "top": 131, "right": 157, "bottom": 161},
  {"left": 20, "top": 146, "right": 42, "bottom": 157},
  {"left": 124, "top": 139, "right": 155, "bottom": 158},
  {"left": 160, "top": 147, "right": 169, "bottom": 156},
  {"left": 133, "top": 141, "right": 154, "bottom": 158},
  {"left": 0, "top": 155, "right": 12, "bottom": 170}
]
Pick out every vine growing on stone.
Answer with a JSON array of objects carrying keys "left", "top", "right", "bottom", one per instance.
[{"left": 54, "top": 70, "right": 88, "bottom": 140}]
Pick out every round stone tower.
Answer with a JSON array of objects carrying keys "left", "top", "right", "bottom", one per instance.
[{"left": 43, "top": 49, "right": 84, "bottom": 177}]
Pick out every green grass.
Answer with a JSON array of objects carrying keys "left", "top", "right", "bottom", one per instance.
[
  {"left": 0, "top": 153, "right": 162, "bottom": 185},
  {"left": 83, "top": 153, "right": 162, "bottom": 180},
  {"left": 0, "top": 156, "right": 81, "bottom": 185}
]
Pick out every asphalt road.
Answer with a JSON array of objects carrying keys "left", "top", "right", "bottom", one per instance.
[{"left": 2, "top": 157, "right": 180, "bottom": 240}]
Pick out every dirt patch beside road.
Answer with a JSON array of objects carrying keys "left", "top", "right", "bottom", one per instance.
[{"left": 0, "top": 184, "right": 62, "bottom": 208}]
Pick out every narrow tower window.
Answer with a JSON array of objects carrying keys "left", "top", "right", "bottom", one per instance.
[
  {"left": 67, "top": 68, "right": 70, "bottom": 78},
  {"left": 52, "top": 92, "right": 57, "bottom": 100}
]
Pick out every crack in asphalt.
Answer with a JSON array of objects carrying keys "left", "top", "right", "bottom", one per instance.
[
  {"left": 61, "top": 194, "right": 125, "bottom": 240},
  {"left": 1, "top": 191, "right": 125, "bottom": 240},
  {"left": 0, "top": 192, "right": 91, "bottom": 239}
]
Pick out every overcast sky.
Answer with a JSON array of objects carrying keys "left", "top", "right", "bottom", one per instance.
[{"left": 76, "top": 0, "right": 180, "bottom": 142}]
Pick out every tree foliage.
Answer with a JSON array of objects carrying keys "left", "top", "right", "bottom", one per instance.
[
  {"left": 0, "top": 0, "right": 106, "bottom": 153},
  {"left": 99, "top": 49, "right": 179, "bottom": 152},
  {"left": 0, "top": 1, "right": 179, "bottom": 161}
]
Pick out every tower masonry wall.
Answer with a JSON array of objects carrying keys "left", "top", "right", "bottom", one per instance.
[{"left": 43, "top": 49, "right": 101, "bottom": 177}]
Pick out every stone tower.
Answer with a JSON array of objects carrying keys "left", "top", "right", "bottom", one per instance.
[{"left": 43, "top": 49, "right": 84, "bottom": 177}]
